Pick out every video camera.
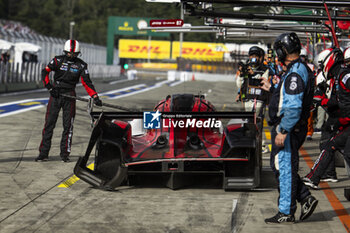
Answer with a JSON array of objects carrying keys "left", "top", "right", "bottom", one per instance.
[
  {"left": 238, "top": 57, "right": 259, "bottom": 73},
  {"left": 238, "top": 57, "right": 260, "bottom": 75},
  {"left": 238, "top": 61, "right": 249, "bottom": 74}
]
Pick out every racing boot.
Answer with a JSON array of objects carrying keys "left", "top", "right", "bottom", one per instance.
[
  {"left": 35, "top": 154, "right": 49, "bottom": 162},
  {"left": 264, "top": 212, "right": 295, "bottom": 224},
  {"left": 61, "top": 153, "right": 70, "bottom": 163},
  {"left": 302, "top": 177, "right": 319, "bottom": 189},
  {"left": 300, "top": 195, "right": 318, "bottom": 221}
]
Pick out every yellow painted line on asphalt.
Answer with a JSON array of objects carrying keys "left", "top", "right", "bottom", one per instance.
[
  {"left": 263, "top": 118, "right": 272, "bottom": 153},
  {"left": 263, "top": 119, "right": 268, "bottom": 127},
  {"left": 263, "top": 119, "right": 271, "bottom": 140},
  {"left": 18, "top": 102, "right": 42, "bottom": 106},
  {"left": 58, "top": 163, "right": 94, "bottom": 188}
]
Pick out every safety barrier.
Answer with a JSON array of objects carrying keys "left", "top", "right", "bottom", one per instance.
[{"left": 177, "top": 57, "right": 236, "bottom": 75}]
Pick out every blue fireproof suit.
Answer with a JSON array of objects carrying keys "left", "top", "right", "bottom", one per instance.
[{"left": 268, "top": 58, "right": 313, "bottom": 215}]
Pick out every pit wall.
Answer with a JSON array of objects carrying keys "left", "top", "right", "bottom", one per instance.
[{"left": 167, "top": 71, "right": 235, "bottom": 82}]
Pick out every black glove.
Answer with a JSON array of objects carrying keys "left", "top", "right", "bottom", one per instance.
[
  {"left": 93, "top": 96, "right": 102, "bottom": 106},
  {"left": 49, "top": 87, "right": 60, "bottom": 98},
  {"left": 317, "top": 81, "right": 329, "bottom": 94}
]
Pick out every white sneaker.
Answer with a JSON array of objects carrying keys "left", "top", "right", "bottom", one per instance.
[{"left": 302, "top": 177, "right": 319, "bottom": 189}]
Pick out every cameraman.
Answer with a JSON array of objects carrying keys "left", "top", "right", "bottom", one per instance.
[
  {"left": 236, "top": 46, "right": 271, "bottom": 153},
  {"left": 236, "top": 46, "right": 270, "bottom": 117}
]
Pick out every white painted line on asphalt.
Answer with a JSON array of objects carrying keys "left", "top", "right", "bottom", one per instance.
[
  {"left": 0, "top": 80, "right": 172, "bottom": 117},
  {"left": 0, "top": 98, "right": 48, "bottom": 107},
  {"left": 232, "top": 199, "right": 237, "bottom": 212},
  {"left": 108, "top": 80, "right": 173, "bottom": 100},
  {"left": 109, "top": 79, "right": 130, "bottom": 85},
  {"left": 0, "top": 88, "right": 47, "bottom": 96},
  {"left": 102, "top": 84, "right": 147, "bottom": 95},
  {"left": 0, "top": 84, "right": 83, "bottom": 97},
  {"left": 231, "top": 199, "right": 238, "bottom": 233},
  {"left": 0, "top": 105, "right": 44, "bottom": 118},
  {"left": 169, "top": 80, "right": 184, "bottom": 87}
]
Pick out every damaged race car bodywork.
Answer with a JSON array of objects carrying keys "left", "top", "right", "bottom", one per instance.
[{"left": 74, "top": 94, "right": 262, "bottom": 190}]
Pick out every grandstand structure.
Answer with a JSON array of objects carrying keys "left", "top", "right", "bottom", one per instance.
[
  {"left": 0, "top": 20, "right": 121, "bottom": 90},
  {"left": 0, "top": 20, "right": 116, "bottom": 65}
]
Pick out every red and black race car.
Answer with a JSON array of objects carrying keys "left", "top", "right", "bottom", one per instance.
[{"left": 74, "top": 94, "right": 262, "bottom": 190}]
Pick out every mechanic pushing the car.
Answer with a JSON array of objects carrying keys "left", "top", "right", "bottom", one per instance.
[
  {"left": 260, "top": 32, "right": 318, "bottom": 224},
  {"left": 303, "top": 48, "right": 350, "bottom": 188},
  {"left": 36, "top": 39, "right": 102, "bottom": 162}
]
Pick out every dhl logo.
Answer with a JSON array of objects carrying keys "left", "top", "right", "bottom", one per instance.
[
  {"left": 119, "top": 39, "right": 224, "bottom": 60},
  {"left": 181, "top": 48, "right": 215, "bottom": 56},
  {"left": 126, "top": 46, "right": 215, "bottom": 56},
  {"left": 127, "top": 45, "right": 162, "bottom": 54}
]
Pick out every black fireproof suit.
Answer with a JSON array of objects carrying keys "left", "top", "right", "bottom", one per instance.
[
  {"left": 38, "top": 55, "right": 98, "bottom": 158},
  {"left": 306, "top": 67, "right": 350, "bottom": 184}
]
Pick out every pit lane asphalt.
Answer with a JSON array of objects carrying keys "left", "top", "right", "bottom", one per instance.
[{"left": 0, "top": 76, "right": 349, "bottom": 233}]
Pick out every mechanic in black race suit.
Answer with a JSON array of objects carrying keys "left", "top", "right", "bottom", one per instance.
[
  {"left": 312, "top": 69, "right": 339, "bottom": 184},
  {"left": 35, "top": 39, "right": 102, "bottom": 162},
  {"left": 260, "top": 32, "right": 318, "bottom": 224},
  {"left": 303, "top": 48, "right": 350, "bottom": 188}
]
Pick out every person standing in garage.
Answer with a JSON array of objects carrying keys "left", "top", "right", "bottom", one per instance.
[
  {"left": 260, "top": 32, "right": 318, "bottom": 224},
  {"left": 35, "top": 39, "right": 102, "bottom": 162}
]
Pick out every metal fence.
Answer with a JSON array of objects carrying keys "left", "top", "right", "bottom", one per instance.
[
  {"left": 0, "top": 29, "right": 115, "bottom": 65},
  {"left": 0, "top": 61, "right": 121, "bottom": 84}
]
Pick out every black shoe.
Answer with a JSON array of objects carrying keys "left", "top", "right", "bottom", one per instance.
[
  {"left": 306, "top": 135, "right": 312, "bottom": 141},
  {"left": 314, "top": 128, "right": 321, "bottom": 134},
  {"left": 302, "top": 177, "right": 319, "bottom": 189},
  {"left": 300, "top": 195, "right": 318, "bottom": 221},
  {"left": 61, "top": 156, "right": 70, "bottom": 163},
  {"left": 35, "top": 155, "right": 49, "bottom": 162},
  {"left": 320, "top": 175, "right": 338, "bottom": 183},
  {"left": 265, "top": 212, "right": 295, "bottom": 224}
]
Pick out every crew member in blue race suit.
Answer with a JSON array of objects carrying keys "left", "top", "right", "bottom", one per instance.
[{"left": 261, "top": 32, "right": 318, "bottom": 224}]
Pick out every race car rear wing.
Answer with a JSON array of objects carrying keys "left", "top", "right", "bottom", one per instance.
[{"left": 89, "top": 111, "right": 257, "bottom": 121}]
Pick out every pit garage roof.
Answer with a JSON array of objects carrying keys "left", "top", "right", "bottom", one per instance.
[{"left": 145, "top": 0, "right": 350, "bottom": 45}]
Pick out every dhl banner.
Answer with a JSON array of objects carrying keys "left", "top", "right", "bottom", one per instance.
[
  {"left": 119, "top": 39, "right": 227, "bottom": 60},
  {"left": 119, "top": 39, "right": 171, "bottom": 59},
  {"left": 172, "top": 41, "right": 226, "bottom": 61}
]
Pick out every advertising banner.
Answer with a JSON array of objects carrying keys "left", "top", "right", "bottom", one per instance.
[
  {"left": 172, "top": 42, "right": 225, "bottom": 61},
  {"left": 119, "top": 39, "right": 171, "bottom": 59}
]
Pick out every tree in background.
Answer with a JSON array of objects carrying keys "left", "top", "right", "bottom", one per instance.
[{"left": 0, "top": 0, "right": 216, "bottom": 45}]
